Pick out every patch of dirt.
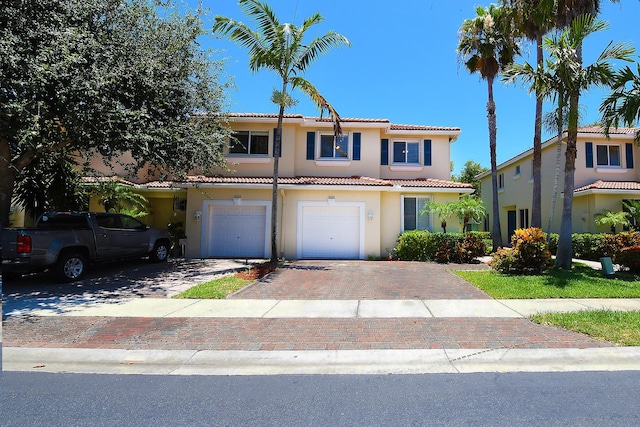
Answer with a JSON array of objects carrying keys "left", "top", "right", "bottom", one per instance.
[{"left": 235, "top": 264, "right": 276, "bottom": 280}]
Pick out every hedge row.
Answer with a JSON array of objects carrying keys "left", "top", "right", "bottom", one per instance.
[
  {"left": 393, "top": 231, "right": 489, "bottom": 263},
  {"left": 547, "top": 232, "right": 640, "bottom": 262}
]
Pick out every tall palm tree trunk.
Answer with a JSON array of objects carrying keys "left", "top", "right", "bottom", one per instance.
[
  {"left": 547, "top": 93, "right": 566, "bottom": 240},
  {"left": 556, "top": 91, "right": 579, "bottom": 269},
  {"left": 487, "top": 76, "right": 503, "bottom": 249},
  {"left": 271, "top": 82, "right": 287, "bottom": 265},
  {"left": 531, "top": 34, "right": 544, "bottom": 228}
]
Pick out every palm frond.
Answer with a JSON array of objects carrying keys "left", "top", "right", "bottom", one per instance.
[{"left": 290, "top": 76, "right": 342, "bottom": 135}]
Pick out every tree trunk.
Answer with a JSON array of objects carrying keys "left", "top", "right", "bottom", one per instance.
[
  {"left": 547, "top": 92, "right": 566, "bottom": 240},
  {"left": 270, "top": 82, "right": 287, "bottom": 265},
  {"left": 0, "top": 137, "right": 16, "bottom": 228},
  {"left": 487, "top": 76, "right": 502, "bottom": 250},
  {"left": 531, "top": 34, "right": 544, "bottom": 228},
  {"left": 555, "top": 92, "right": 579, "bottom": 270}
]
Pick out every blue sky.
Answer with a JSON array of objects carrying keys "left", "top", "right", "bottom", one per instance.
[{"left": 194, "top": 1, "right": 640, "bottom": 175}]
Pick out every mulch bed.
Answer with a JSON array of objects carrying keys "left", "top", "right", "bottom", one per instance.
[{"left": 235, "top": 263, "right": 276, "bottom": 280}]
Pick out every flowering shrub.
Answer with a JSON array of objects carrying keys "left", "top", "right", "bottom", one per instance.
[
  {"left": 616, "top": 246, "right": 640, "bottom": 273},
  {"left": 490, "top": 228, "right": 552, "bottom": 274}
]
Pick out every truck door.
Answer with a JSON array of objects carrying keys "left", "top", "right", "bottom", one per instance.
[{"left": 117, "top": 214, "right": 152, "bottom": 257}]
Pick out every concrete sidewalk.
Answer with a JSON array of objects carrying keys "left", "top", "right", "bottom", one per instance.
[{"left": 5, "top": 296, "right": 640, "bottom": 319}]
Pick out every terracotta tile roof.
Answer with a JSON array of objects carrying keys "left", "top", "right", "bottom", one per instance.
[
  {"left": 229, "top": 113, "right": 304, "bottom": 119},
  {"left": 182, "top": 175, "right": 472, "bottom": 189},
  {"left": 81, "top": 176, "right": 137, "bottom": 186},
  {"left": 578, "top": 126, "right": 639, "bottom": 135},
  {"left": 575, "top": 180, "right": 640, "bottom": 193},
  {"left": 389, "top": 124, "right": 461, "bottom": 132},
  {"left": 388, "top": 178, "right": 473, "bottom": 189}
]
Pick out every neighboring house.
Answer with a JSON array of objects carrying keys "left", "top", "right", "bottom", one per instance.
[
  {"left": 13, "top": 113, "right": 472, "bottom": 260},
  {"left": 478, "top": 126, "right": 640, "bottom": 244}
]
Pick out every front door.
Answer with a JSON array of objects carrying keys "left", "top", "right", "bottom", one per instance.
[{"left": 507, "top": 210, "right": 517, "bottom": 246}]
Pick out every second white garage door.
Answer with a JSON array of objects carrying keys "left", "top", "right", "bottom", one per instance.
[
  {"left": 298, "top": 204, "right": 363, "bottom": 259},
  {"left": 206, "top": 205, "right": 268, "bottom": 258}
]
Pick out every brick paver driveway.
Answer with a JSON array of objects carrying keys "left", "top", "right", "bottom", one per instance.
[{"left": 230, "top": 260, "right": 493, "bottom": 300}]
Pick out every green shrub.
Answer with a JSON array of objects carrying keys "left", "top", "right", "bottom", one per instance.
[
  {"left": 393, "top": 230, "right": 433, "bottom": 262},
  {"left": 490, "top": 228, "right": 552, "bottom": 274},
  {"left": 572, "top": 233, "right": 606, "bottom": 260},
  {"left": 547, "top": 233, "right": 558, "bottom": 254},
  {"left": 394, "top": 231, "right": 487, "bottom": 263}
]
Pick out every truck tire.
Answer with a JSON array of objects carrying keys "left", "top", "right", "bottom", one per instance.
[
  {"left": 56, "top": 252, "right": 87, "bottom": 282},
  {"left": 150, "top": 241, "right": 169, "bottom": 262}
]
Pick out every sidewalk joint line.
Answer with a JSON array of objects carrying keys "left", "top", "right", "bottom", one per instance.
[
  {"left": 262, "top": 300, "right": 281, "bottom": 318},
  {"left": 421, "top": 300, "right": 435, "bottom": 317}
]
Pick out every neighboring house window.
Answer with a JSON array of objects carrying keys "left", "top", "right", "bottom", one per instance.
[
  {"left": 229, "top": 130, "right": 269, "bottom": 155},
  {"left": 393, "top": 141, "right": 420, "bottom": 164},
  {"left": 596, "top": 144, "right": 621, "bottom": 167},
  {"left": 320, "top": 133, "right": 349, "bottom": 159},
  {"left": 514, "top": 165, "right": 521, "bottom": 177},
  {"left": 519, "top": 209, "right": 529, "bottom": 229},
  {"left": 402, "top": 196, "right": 431, "bottom": 232},
  {"left": 498, "top": 173, "right": 505, "bottom": 190}
]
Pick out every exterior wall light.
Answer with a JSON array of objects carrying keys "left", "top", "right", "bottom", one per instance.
[
  {"left": 194, "top": 210, "right": 202, "bottom": 222},
  {"left": 368, "top": 210, "right": 374, "bottom": 221}
]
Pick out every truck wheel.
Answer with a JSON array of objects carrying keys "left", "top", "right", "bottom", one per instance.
[
  {"left": 150, "top": 241, "right": 169, "bottom": 262},
  {"left": 56, "top": 252, "right": 87, "bottom": 282}
]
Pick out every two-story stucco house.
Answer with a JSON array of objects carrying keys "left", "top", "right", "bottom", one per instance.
[
  {"left": 478, "top": 126, "right": 640, "bottom": 244},
  {"left": 73, "top": 113, "right": 473, "bottom": 260}
]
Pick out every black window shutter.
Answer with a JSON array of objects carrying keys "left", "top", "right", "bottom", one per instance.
[
  {"left": 273, "top": 128, "right": 282, "bottom": 157},
  {"left": 626, "top": 143, "right": 634, "bottom": 169},
  {"left": 423, "top": 139, "right": 432, "bottom": 166},
  {"left": 353, "top": 133, "right": 361, "bottom": 161},
  {"left": 306, "top": 132, "right": 315, "bottom": 160},
  {"left": 585, "top": 142, "right": 593, "bottom": 168},
  {"left": 381, "top": 139, "right": 389, "bottom": 165}
]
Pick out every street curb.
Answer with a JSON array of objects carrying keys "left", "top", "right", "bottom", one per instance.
[{"left": 5, "top": 346, "right": 640, "bottom": 376}]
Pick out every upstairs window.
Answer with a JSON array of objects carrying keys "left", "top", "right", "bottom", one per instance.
[
  {"left": 393, "top": 141, "right": 420, "bottom": 164},
  {"left": 596, "top": 144, "right": 621, "bottom": 167},
  {"left": 320, "top": 133, "right": 349, "bottom": 159},
  {"left": 498, "top": 173, "right": 505, "bottom": 190},
  {"left": 229, "top": 130, "right": 269, "bottom": 155}
]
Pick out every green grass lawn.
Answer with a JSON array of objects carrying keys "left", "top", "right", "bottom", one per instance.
[
  {"left": 454, "top": 264, "right": 640, "bottom": 299},
  {"left": 172, "top": 275, "right": 251, "bottom": 299},
  {"left": 531, "top": 311, "right": 640, "bottom": 346}
]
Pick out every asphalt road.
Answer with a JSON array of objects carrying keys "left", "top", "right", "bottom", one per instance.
[{"left": 1, "top": 371, "right": 639, "bottom": 426}]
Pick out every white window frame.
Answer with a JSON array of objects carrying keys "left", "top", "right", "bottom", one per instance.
[
  {"left": 317, "top": 131, "right": 351, "bottom": 159},
  {"left": 392, "top": 139, "right": 421, "bottom": 165},
  {"left": 401, "top": 195, "right": 432, "bottom": 232},
  {"left": 498, "top": 173, "right": 505, "bottom": 190},
  {"left": 596, "top": 144, "right": 621, "bottom": 168},
  {"left": 514, "top": 165, "right": 521, "bottom": 178}
]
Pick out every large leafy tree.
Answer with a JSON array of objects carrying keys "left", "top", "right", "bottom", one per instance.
[
  {"left": 502, "top": 0, "right": 556, "bottom": 228},
  {"left": 452, "top": 160, "right": 489, "bottom": 197},
  {"left": 0, "top": 0, "right": 231, "bottom": 227},
  {"left": 213, "top": 0, "right": 350, "bottom": 265},
  {"left": 550, "top": 15, "right": 633, "bottom": 269},
  {"left": 457, "top": 4, "right": 520, "bottom": 250}
]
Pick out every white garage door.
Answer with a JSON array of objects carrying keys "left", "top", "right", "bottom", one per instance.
[
  {"left": 300, "top": 205, "right": 362, "bottom": 259},
  {"left": 207, "top": 205, "right": 267, "bottom": 258}
]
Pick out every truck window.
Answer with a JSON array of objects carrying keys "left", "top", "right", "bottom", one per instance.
[
  {"left": 36, "top": 214, "right": 91, "bottom": 229},
  {"left": 96, "top": 214, "right": 122, "bottom": 229},
  {"left": 119, "top": 215, "right": 147, "bottom": 230}
]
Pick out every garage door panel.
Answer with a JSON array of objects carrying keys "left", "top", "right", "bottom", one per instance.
[
  {"left": 300, "top": 205, "right": 361, "bottom": 259},
  {"left": 207, "top": 205, "right": 267, "bottom": 258}
]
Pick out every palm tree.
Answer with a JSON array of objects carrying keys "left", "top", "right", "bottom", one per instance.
[
  {"left": 600, "top": 63, "right": 640, "bottom": 141},
  {"left": 502, "top": 0, "right": 556, "bottom": 228},
  {"left": 212, "top": 0, "right": 350, "bottom": 264},
  {"left": 595, "top": 209, "right": 630, "bottom": 233},
  {"left": 551, "top": 15, "right": 634, "bottom": 269},
  {"left": 457, "top": 4, "right": 520, "bottom": 250},
  {"left": 421, "top": 200, "right": 456, "bottom": 233},
  {"left": 454, "top": 195, "right": 487, "bottom": 232}
]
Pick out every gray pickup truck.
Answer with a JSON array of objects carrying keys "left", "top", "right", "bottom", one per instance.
[{"left": 1, "top": 212, "right": 172, "bottom": 282}]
